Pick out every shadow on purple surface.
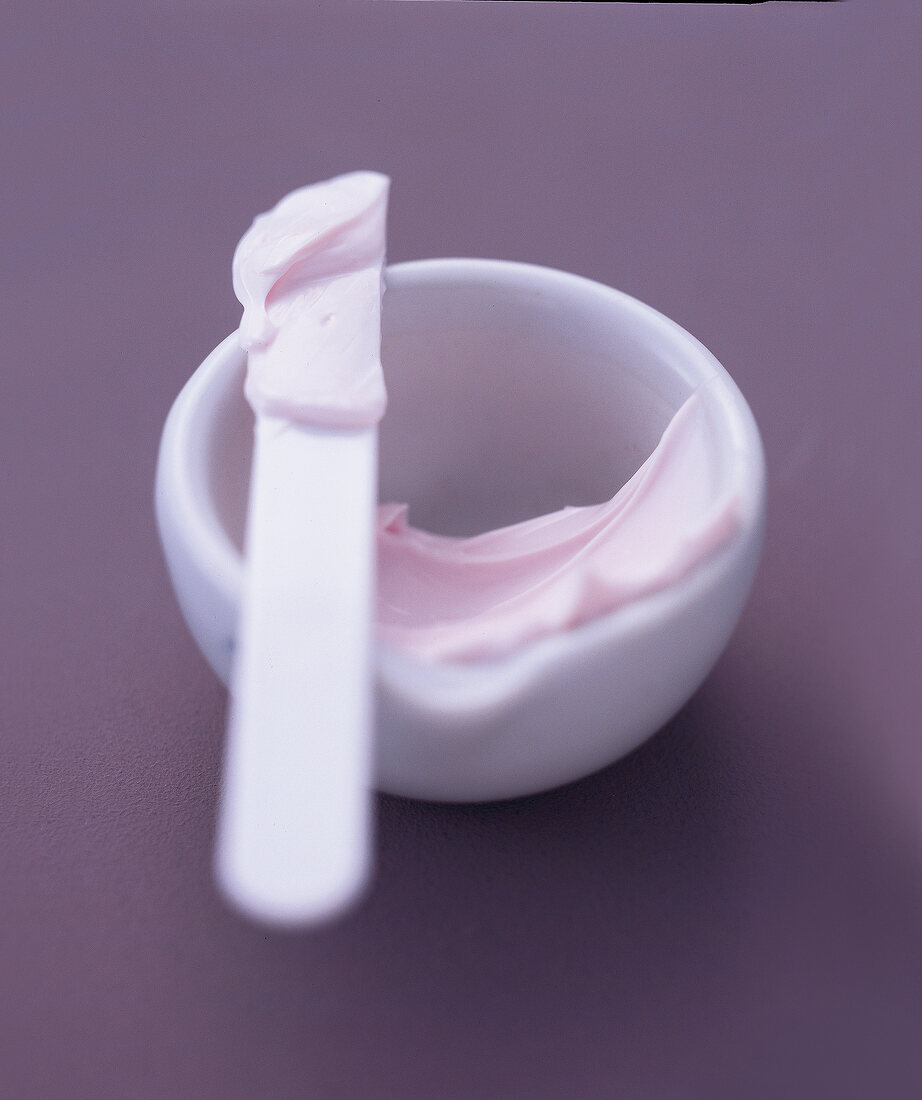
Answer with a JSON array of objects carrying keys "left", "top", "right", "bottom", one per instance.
[{"left": 217, "top": 644, "right": 922, "bottom": 1098}]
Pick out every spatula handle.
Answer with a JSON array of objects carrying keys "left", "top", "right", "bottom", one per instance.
[{"left": 216, "top": 415, "right": 377, "bottom": 927}]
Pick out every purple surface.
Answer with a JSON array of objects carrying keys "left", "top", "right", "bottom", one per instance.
[{"left": 3, "top": 2, "right": 921, "bottom": 1096}]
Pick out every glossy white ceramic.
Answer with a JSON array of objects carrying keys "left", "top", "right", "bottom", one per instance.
[{"left": 155, "top": 259, "right": 765, "bottom": 802}]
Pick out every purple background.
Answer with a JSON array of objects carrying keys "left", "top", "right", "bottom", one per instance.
[{"left": 4, "top": 2, "right": 921, "bottom": 1096}]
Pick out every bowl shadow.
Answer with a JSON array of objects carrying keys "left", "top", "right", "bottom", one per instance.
[{"left": 206, "top": 640, "right": 922, "bottom": 1097}]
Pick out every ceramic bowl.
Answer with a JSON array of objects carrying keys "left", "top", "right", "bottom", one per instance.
[{"left": 155, "top": 259, "right": 765, "bottom": 802}]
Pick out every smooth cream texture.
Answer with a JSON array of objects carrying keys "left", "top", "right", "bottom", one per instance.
[
  {"left": 233, "top": 171, "right": 390, "bottom": 428},
  {"left": 231, "top": 175, "right": 741, "bottom": 664},
  {"left": 377, "top": 390, "right": 741, "bottom": 662}
]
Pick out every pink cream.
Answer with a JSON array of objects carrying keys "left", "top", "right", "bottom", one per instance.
[
  {"left": 233, "top": 170, "right": 390, "bottom": 429},
  {"left": 232, "top": 174, "right": 741, "bottom": 665},
  {"left": 376, "top": 390, "right": 740, "bottom": 662}
]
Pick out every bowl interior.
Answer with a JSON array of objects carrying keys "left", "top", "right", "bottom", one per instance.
[{"left": 208, "top": 260, "right": 715, "bottom": 552}]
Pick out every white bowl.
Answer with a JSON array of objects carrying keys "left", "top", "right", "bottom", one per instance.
[{"left": 155, "top": 259, "right": 765, "bottom": 802}]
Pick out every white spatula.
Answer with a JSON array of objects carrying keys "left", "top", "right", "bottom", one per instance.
[{"left": 215, "top": 172, "right": 390, "bottom": 927}]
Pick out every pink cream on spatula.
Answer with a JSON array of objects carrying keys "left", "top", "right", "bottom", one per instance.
[{"left": 216, "top": 172, "right": 389, "bottom": 927}]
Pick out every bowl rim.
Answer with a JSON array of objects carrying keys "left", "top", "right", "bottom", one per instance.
[{"left": 157, "top": 257, "right": 766, "bottom": 714}]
